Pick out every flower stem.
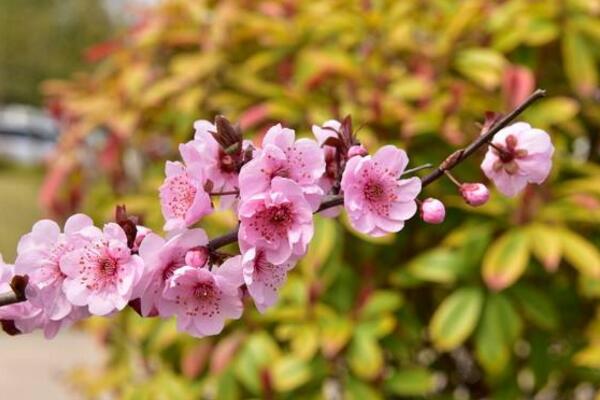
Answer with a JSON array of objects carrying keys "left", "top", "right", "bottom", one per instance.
[
  {"left": 209, "top": 190, "right": 240, "bottom": 196},
  {"left": 443, "top": 171, "right": 462, "bottom": 187},
  {"left": 400, "top": 163, "right": 433, "bottom": 177}
]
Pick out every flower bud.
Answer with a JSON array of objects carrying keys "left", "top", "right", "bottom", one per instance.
[
  {"left": 347, "top": 144, "right": 368, "bottom": 158},
  {"left": 460, "top": 183, "right": 490, "bottom": 207},
  {"left": 185, "top": 247, "right": 209, "bottom": 268},
  {"left": 420, "top": 198, "right": 446, "bottom": 224}
]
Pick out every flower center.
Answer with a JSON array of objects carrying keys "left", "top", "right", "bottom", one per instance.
[
  {"left": 193, "top": 282, "right": 215, "bottom": 299},
  {"left": 219, "top": 150, "right": 237, "bottom": 173},
  {"left": 269, "top": 205, "right": 292, "bottom": 225},
  {"left": 492, "top": 135, "right": 529, "bottom": 175},
  {"left": 100, "top": 258, "right": 118, "bottom": 276},
  {"left": 325, "top": 150, "right": 338, "bottom": 180},
  {"left": 363, "top": 180, "right": 386, "bottom": 202}
]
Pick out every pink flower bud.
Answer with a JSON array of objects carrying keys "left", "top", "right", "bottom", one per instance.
[
  {"left": 420, "top": 198, "right": 445, "bottom": 224},
  {"left": 460, "top": 183, "right": 490, "bottom": 207},
  {"left": 347, "top": 144, "right": 368, "bottom": 158},
  {"left": 185, "top": 247, "right": 209, "bottom": 268}
]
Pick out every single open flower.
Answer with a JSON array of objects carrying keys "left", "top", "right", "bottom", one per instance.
[
  {"left": 161, "top": 256, "right": 244, "bottom": 337},
  {"left": 14, "top": 214, "right": 95, "bottom": 323},
  {"left": 340, "top": 145, "right": 421, "bottom": 237},
  {"left": 420, "top": 198, "right": 446, "bottom": 224},
  {"left": 481, "top": 122, "right": 554, "bottom": 197},
  {"left": 460, "top": 183, "right": 490, "bottom": 207},
  {"left": 61, "top": 223, "right": 145, "bottom": 316},
  {"left": 238, "top": 177, "right": 314, "bottom": 265},
  {"left": 159, "top": 161, "right": 212, "bottom": 231},
  {"left": 241, "top": 247, "right": 296, "bottom": 313}
]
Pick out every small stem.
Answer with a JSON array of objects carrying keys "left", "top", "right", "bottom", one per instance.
[
  {"left": 488, "top": 142, "right": 509, "bottom": 156},
  {"left": 400, "top": 163, "right": 433, "bottom": 177},
  {"left": 210, "top": 190, "right": 239, "bottom": 196},
  {"left": 444, "top": 171, "right": 462, "bottom": 187}
]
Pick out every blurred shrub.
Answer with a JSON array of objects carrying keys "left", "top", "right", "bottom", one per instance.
[{"left": 42, "top": 0, "right": 600, "bottom": 398}]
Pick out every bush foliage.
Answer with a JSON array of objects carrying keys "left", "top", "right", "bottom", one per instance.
[{"left": 43, "top": 0, "right": 600, "bottom": 398}]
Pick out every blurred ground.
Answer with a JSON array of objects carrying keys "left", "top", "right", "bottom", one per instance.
[{"left": 0, "top": 331, "right": 104, "bottom": 399}]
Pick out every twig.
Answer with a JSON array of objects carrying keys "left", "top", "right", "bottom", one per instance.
[{"left": 0, "top": 89, "right": 546, "bottom": 308}]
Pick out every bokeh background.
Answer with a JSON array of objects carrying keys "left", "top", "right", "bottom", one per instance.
[{"left": 2, "top": 0, "right": 600, "bottom": 398}]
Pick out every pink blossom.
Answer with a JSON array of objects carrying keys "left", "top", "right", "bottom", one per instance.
[
  {"left": 239, "top": 124, "right": 325, "bottom": 210},
  {"left": 460, "top": 183, "right": 490, "bottom": 207},
  {"left": 238, "top": 177, "right": 314, "bottom": 265},
  {"left": 481, "top": 122, "right": 554, "bottom": 197},
  {"left": 161, "top": 256, "right": 244, "bottom": 337},
  {"left": 242, "top": 247, "right": 296, "bottom": 312},
  {"left": 0, "top": 255, "right": 86, "bottom": 339},
  {"left": 159, "top": 161, "right": 212, "bottom": 231},
  {"left": 341, "top": 145, "right": 421, "bottom": 237},
  {"left": 312, "top": 120, "right": 343, "bottom": 217},
  {"left": 61, "top": 223, "right": 145, "bottom": 316},
  {"left": 179, "top": 120, "right": 240, "bottom": 194},
  {"left": 132, "top": 225, "right": 152, "bottom": 253},
  {"left": 348, "top": 144, "right": 368, "bottom": 158},
  {"left": 135, "top": 229, "right": 208, "bottom": 317},
  {"left": 14, "top": 214, "right": 95, "bottom": 322},
  {"left": 420, "top": 198, "right": 446, "bottom": 224}
]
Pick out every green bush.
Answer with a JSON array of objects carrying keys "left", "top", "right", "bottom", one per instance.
[{"left": 44, "top": 0, "right": 600, "bottom": 398}]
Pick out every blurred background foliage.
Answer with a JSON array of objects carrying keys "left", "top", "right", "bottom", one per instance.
[
  {"left": 17, "top": 0, "right": 600, "bottom": 398},
  {"left": 0, "top": 0, "right": 114, "bottom": 105}
]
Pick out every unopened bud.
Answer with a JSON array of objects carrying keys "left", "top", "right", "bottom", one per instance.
[
  {"left": 185, "top": 247, "right": 209, "bottom": 268},
  {"left": 420, "top": 198, "right": 446, "bottom": 224},
  {"left": 460, "top": 183, "right": 490, "bottom": 207},
  {"left": 347, "top": 144, "right": 368, "bottom": 158}
]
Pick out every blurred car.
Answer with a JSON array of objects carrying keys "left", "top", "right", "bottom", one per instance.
[{"left": 0, "top": 105, "right": 58, "bottom": 164}]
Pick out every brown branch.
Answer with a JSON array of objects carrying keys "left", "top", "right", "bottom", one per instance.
[{"left": 0, "top": 89, "right": 546, "bottom": 309}]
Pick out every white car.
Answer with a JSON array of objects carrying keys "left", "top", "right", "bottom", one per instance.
[{"left": 0, "top": 105, "right": 59, "bottom": 164}]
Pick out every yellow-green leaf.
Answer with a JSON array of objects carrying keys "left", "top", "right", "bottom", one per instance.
[
  {"left": 562, "top": 28, "right": 598, "bottom": 97},
  {"left": 429, "top": 287, "right": 484, "bottom": 351},
  {"left": 475, "top": 293, "right": 522, "bottom": 376},
  {"left": 384, "top": 368, "right": 437, "bottom": 396},
  {"left": 483, "top": 229, "right": 529, "bottom": 291},
  {"left": 527, "top": 224, "right": 562, "bottom": 272},
  {"left": 559, "top": 229, "right": 600, "bottom": 277},
  {"left": 348, "top": 329, "right": 383, "bottom": 380},
  {"left": 271, "top": 357, "right": 311, "bottom": 392}
]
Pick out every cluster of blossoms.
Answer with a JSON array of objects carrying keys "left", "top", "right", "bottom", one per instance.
[{"left": 0, "top": 112, "right": 554, "bottom": 339}]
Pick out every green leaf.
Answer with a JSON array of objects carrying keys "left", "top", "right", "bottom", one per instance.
[
  {"left": 510, "top": 284, "right": 559, "bottom": 331},
  {"left": 429, "top": 287, "right": 484, "bottom": 351},
  {"left": 562, "top": 27, "right": 598, "bottom": 96},
  {"left": 527, "top": 224, "right": 562, "bottom": 272},
  {"left": 348, "top": 329, "right": 383, "bottom": 380},
  {"left": 559, "top": 228, "right": 600, "bottom": 277},
  {"left": 271, "top": 357, "right": 311, "bottom": 392},
  {"left": 475, "top": 293, "right": 522, "bottom": 376},
  {"left": 359, "top": 290, "right": 404, "bottom": 319},
  {"left": 407, "top": 249, "right": 462, "bottom": 284},
  {"left": 234, "top": 333, "right": 280, "bottom": 394},
  {"left": 524, "top": 97, "right": 580, "bottom": 128},
  {"left": 483, "top": 229, "right": 529, "bottom": 291},
  {"left": 319, "top": 315, "right": 353, "bottom": 358},
  {"left": 384, "top": 368, "right": 437, "bottom": 396},
  {"left": 345, "top": 377, "right": 383, "bottom": 400},
  {"left": 454, "top": 48, "right": 506, "bottom": 89}
]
